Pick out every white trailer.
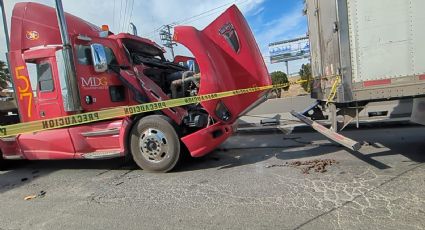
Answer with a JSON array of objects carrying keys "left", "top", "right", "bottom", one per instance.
[{"left": 292, "top": 0, "right": 425, "bottom": 149}]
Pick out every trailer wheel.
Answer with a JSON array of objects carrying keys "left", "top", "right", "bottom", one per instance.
[{"left": 130, "top": 115, "right": 180, "bottom": 172}]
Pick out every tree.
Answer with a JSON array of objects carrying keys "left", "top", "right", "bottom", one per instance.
[
  {"left": 0, "top": 60, "right": 10, "bottom": 89},
  {"left": 299, "top": 63, "right": 312, "bottom": 92},
  {"left": 270, "top": 71, "right": 289, "bottom": 98}
]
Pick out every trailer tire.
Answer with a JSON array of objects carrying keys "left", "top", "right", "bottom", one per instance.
[{"left": 130, "top": 115, "right": 180, "bottom": 172}]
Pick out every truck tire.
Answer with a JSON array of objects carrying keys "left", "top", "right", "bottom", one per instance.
[{"left": 130, "top": 115, "right": 181, "bottom": 172}]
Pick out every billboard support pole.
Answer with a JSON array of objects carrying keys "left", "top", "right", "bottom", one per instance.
[{"left": 285, "top": 61, "right": 289, "bottom": 77}]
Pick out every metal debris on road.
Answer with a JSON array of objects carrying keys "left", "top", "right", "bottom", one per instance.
[
  {"left": 23, "top": 191, "right": 46, "bottom": 201},
  {"left": 265, "top": 159, "right": 339, "bottom": 174},
  {"left": 24, "top": 195, "right": 37, "bottom": 201}
]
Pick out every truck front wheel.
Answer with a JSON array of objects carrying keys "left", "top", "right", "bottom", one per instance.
[{"left": 130, "top": 115, "right": 181, "bottom": 172}]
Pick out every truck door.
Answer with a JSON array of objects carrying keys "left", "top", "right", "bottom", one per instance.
[
  {"left": 74, "top": 39, "right": 129, "bottom": 112},
  {"left": 17, "top": 49, "right": 75, "bottom": 160},
  {"left": 26, "top": 57, "right": 64, "bottom": 119}
]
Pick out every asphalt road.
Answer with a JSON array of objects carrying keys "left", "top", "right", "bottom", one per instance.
[{"left": 0, "top": 124, "right": 424, "bottom": 230}]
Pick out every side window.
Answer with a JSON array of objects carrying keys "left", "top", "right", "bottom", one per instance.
[
  {"left": 37, "top": 62, "right": 54, "bottom": 92},
  {"left": 25, "top": 61, "right": 54, "bottom": 94},
  {"left": 76, "top": 45, "right": 117, "bottom": 66},
  {"left": 26, "top": 62, "right": 38, "bottom": 96},
  {"left": 76, "top": 45, "right": 92, "bottom": 65},
  {"left": 105, "top": 47, "right": 118, "bottom": 65}
]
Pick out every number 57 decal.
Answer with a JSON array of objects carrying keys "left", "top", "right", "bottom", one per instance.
[{"left": 15, "top": 66, "right": 33, "bottom": 118}]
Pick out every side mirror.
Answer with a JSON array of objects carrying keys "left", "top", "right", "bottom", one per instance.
[{"left": 90, "top": 43, "right": 108, "bottom": 73}]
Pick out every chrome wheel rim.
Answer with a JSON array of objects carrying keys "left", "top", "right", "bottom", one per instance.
[{"left": 139, "top": 128, "right": 170, "bottom": 163}]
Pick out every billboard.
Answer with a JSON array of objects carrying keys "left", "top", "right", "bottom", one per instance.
[{"left": 268, "top": 37, "right": 310, "bottom": 64}]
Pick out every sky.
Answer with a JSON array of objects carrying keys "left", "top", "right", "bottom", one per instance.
[{"left": 0, "top": 0, "right": 309, "bottom": 75}]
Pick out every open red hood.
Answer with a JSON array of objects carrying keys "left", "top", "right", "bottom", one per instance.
[{"left": 174, "top": 5, "right": 271, "bottom": 123}]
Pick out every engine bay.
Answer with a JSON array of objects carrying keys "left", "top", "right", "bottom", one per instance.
[
  {"left": 133, "top": 54, "right": 200, "bottom": 99},
  {"left": 124, "top": 43, "right": 211, "bottom": 131}
]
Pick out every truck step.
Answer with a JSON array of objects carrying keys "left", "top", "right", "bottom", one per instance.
[
  {"left": 81, "top": 128, "right": 120, "bottom": 137},
  {"left": 82, "top": 151, "right": 121, "bottom": 159},
  {"left": 0, "top": 136, "right": 17, "bottom": 142},
  {"left": 3, "top": 154, "right": 24, "bottom": 160}
]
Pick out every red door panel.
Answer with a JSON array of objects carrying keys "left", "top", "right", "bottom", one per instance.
[
  {"left": 17, "top": 50, "right": 74, "bottom": 159},
  {"left": 68, "top": 120, "right": 124, "bottom": 157},
  {"left": 34, "top": 58, "right": 64, "bottom": 119},
  {"left": 18, "top": 129, "right": 75, "bottom": 160}
]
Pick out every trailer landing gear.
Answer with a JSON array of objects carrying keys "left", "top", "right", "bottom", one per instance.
[{"left": 291, "top": 102, "right": 361, "bottom": 151}]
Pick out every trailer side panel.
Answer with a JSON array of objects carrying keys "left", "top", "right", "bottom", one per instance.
[{"left": 308, "top": 0, "right": 425, "bottom": 103}]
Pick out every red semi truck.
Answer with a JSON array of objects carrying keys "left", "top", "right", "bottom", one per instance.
[{"left": 0, "top": 2, "right": 271, "bottom": 172}]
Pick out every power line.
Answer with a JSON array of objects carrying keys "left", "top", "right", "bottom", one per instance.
[
  {"left": 173, "top": 1, "right": 237, "bottom": 25},
  {"left": 118, "top": 0, "right": 123, "bottom": 32},
  {"left": 112, "top": 0, "right": 116, "bottom": 31},
  {"left": 121, "top": 0, "right": 128, "bottom": 32},
  {"left": 176, "top": 0, "right": 251, "bottom": 26},
  {"left": 142, "top": 0, "right": 245, "bottom": 38},
  {"left": 183, "top": 8, "right": 225, "bottom": 26},
  {"left": 143, "top": 0, "right": 256, "bottom": 42},
  {"left": 143, "top": 25, "right": 167, "bottom": 39},
  {"left": 177, "top": 0, "right": 255, "bottom": 30},
  {"left": 126, "top": 0, "right": 135, "bottom": 33}
]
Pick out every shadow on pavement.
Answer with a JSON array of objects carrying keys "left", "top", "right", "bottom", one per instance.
[
  {"left": 2, "top": 125, "right": 425, "bottom": 194},
  {"left": 177, "top": 143, "right": 341, "bottom": 172},
  {"left": 178, "top": 125, "right": 425, "bottom": 172},
  {"left": 0, "top": 158, "right": 136, "bottom": 194}
]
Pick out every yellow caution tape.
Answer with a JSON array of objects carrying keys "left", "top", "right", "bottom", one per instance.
[
  {"left": 326, "top": 76, "right": 341, "bottom": 105},
  {"left": 0, "top": 80, "right": 307, "bottom": 138}
]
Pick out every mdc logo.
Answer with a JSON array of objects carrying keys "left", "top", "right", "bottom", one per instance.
[
  {"left": 26, "top": 31, "right": 39, "bottom": 40},
  {"left": 81, "top": 76, "right": 108, "bottom": 89}
]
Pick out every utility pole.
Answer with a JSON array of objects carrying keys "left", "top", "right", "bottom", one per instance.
[
  {"left": 0, "top": 0, "right": 9, "bottom": 56},
  {"left": 0, "top": 0, "right": 22, "bottom": 119},
  {"left": 159, "top": 24, "right": 177, "bottom": 60},
  {"left": 0, "top": 0, "right": 12, "bottom": 77}
]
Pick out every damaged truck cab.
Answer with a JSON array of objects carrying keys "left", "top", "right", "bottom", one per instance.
[{"left": 0, "top": 2, "right": 270, "bottom": 172}]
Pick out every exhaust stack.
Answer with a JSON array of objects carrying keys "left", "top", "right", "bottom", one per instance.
[
  {"left": 130, "top": 23, "right": 138, "bottom": 36},
  {"left": 54, "top": 0, "right": 81, "bottom": 112}
]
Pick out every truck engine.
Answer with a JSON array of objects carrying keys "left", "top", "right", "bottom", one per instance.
[{"left": 120, "top": 41, "right": 209, "bottom": 131}]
